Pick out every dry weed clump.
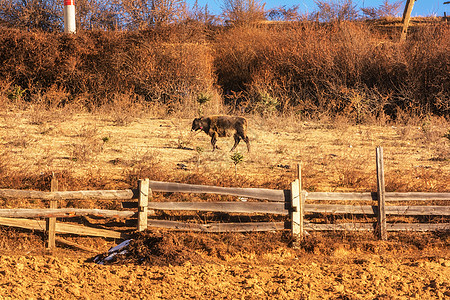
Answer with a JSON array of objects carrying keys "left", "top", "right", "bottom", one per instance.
[{"left": 70, "top": 123, "right": 104, "bottom": 163}]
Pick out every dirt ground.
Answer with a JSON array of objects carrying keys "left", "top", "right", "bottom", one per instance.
[
  {"left": 0, "top": 110, "right": 449, "bottom": 299},
  {"left": 0, "top": 231, "right": 449, "bottom": 299}
]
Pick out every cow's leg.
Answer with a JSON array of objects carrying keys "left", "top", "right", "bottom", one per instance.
[
  {"left": 236, "top": 129, "right": 250, "bottom": 152},
  {"left": 211, "top": 132, "right": 219, "bottom": 151},
  {"left": 230, "top": 134, "right": 241, "bottom": 152},
  {"left": 243, "top": 135, "right": 250, "bottom": 152}
]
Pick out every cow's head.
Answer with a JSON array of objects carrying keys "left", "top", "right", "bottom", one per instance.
[{"left": 191, "top": 117, "right": 204, "bottom": 131}]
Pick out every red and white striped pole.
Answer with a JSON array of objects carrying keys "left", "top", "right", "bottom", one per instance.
[{"left": 64, "top": 0, "right": 76, "bottom": 33}]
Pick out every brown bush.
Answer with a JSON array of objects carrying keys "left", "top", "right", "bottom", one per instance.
[
  {"left": 0, "top": 26, "right": 216, "bottom": 114},
  {"left": 0, "top": 19, "right": 448, "bottom": 120},
  {"left": 213, "top": 21, "right": 449, "bottom": 119}
]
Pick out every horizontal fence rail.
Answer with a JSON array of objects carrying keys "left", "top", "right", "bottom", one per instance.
[
  {"left": 146, "top": 202, "right": 288, "bottom": 215},
  {"left": 303, "top": 223, "right": 450, "bottom": 232},
  {"left": 0, "top": 189, "right": 137, "bottom": 200},
  {"left": 0, "top": 208, "right": 136, "bottom": 219},
  {"left": 0, "top": 217, "right": 127, "bottom": 239},
  {"left": 304, "top": 192, "right": 450, "bottom": 201},
  {"left": 304, "top": 204, "right": 450, "bottom": 215},
  {"left": 146, "top": 220, "right": 287, "bottom": 233},
  {"left": 148, "top": 181, "right": 286, "bottom": 202}
]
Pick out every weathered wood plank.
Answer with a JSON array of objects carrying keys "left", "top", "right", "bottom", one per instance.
[
  {"left": 138, "top": 179, "right": 149, "bottom": 232},
  {"left": 145, "top": 202, "right": 450, "bottom": 216},
  {"left": 54, "top": 222, "right": 127, "bottom": 239},
  {"left": 1, "top": 187, "right": 447, "bottom": 203},
  {"left": 305, "top": 204, "right": 377, "bottom": 215},
  {"left": 306, "top": 192, "right": 376, "bottom": 201},
  {"left": 55, "top": 237, "right": 99, "bottom": 253},
  {"left": 305, "top": 223, "right": 374, "bottom": 231},
  {"left": 385, "top": 193, "right": 450, "bottom": 201},
  {"left": 0, "top": 217, "right": 127, "bottom": 238},
  {"left": 376, "top": 146, "right": 387, "bottom": 240},
  {"left": 386, "top": 223, "right": 450, "bottom": 232},
  {"left": 0, "top": 208, "right": 136, "bottom": 219},
  {"left": 296, "top": 164, "right": 305, "bottom": 240},
  {"left": 304, "top": 192, "right": 450, "bottom": 201},
  {"left": 147, "top": 220, "right": 286, "bottom": 232},
  {"left": 148, "top": 181, "right": 286, "bottom": 202},
  {"left": 304, "top": 223, "right": 450, "bottom": 232},
  {"left": 146, "top": 202, "right": 288, "bottom": 214},
  {"left": 0, "top": 217, "right": 46, "bottom": 231},
  {"left": 0, "top": 189, "right": 137, "bottom": 200},
  {"left": 291, "top": 179, "right": 302, "bottom": 237},
  {"left": 386, "top": 205, "right": 450, "bottom": 216},
  {"left": 304, "top": 204, "right": 450, "bottom": 216},
  {"left": 46, "top": 173, "right": 58, "bottom": 249}
]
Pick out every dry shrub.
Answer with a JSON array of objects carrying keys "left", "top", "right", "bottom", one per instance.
[
  {"left": 70, "top": 123, "right": 104, "bottom": 163},
  {"left": 0, "top": 20, "right": 448, "bottom": 121},
  {"left": 0, "top": 27, "right": 216, "bottom": 116},
  {"left": 214, "top": 21, "right": 449, "bottom": 120},
  {"left": 97, "top": 92, "right": 142, "bottom": 126},
  {"left": 400, "top": 25, "right": 450, "bottom": 116}
]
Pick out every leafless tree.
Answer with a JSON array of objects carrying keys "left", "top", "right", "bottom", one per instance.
[
  {"left": 361, "top": 0, "right": 403, "bottom": 19},
  {"left": 222, "top": 0, "right": 265, "bottom": 25}
]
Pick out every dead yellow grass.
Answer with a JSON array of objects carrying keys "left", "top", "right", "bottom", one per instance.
[{"left": 0, "top": 107, "right": 448, "bottom": 192}]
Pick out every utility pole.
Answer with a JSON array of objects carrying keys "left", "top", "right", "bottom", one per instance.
[
  {"left": 64, "top": 0, "right": 76, "bottom": 33},
  {"left": 445, "top": 2, "right": 450, "bottom": 21},
  {"left": 400, "top": 0, "right": 415, "bottom": 41}
]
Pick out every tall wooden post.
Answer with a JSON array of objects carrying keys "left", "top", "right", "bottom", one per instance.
[
  {"left": 46, "top": 173, "right": 58, "bottom": 249},
  {"left": 376, "top": 147, "right": 387, "bottom": 240},
  {"left": 400, "top": 0, "right": 415, "bottom": 41},
  {"left": 137, "top": 178, "right": 150, "bottom": 232},
  {"left": 291, "top": 163, "right": 304, "bottom": 240}
]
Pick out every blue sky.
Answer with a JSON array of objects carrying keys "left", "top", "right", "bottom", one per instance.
[{"left": 194, "top": 0, "right": 448, "bottom": 17}]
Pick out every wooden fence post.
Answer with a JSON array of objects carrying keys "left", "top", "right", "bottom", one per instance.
[
  {"left": 46, "top": 173, "right": 58, "bottom": 249},
  {"left": 137, "top": 178, "right": 149, "bottom": 232},
  {"left": 291, "top": 164, "right": 304, "bottom": 241},
  {"left": 376, "top": 147, "right": 387, "bottom": 240},
  {"left": 298, "top": 164, "right": 305, "bottom": 238}
]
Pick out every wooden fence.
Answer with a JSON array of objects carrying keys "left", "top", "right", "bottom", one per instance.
[{"left": 0, "top": 147, "right": 448, "bottom": 250}]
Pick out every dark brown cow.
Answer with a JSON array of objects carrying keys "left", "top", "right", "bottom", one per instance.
[{"left": 191, "top": 115, "right": 250, "bottom": 152}]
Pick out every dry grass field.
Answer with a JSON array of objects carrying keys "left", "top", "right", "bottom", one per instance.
[
  {"left": 0, "top": 105, "right": 449, "bottom": 299},
  {"left": 1, "top": 105, "right": 449, "bottom": 191}
]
